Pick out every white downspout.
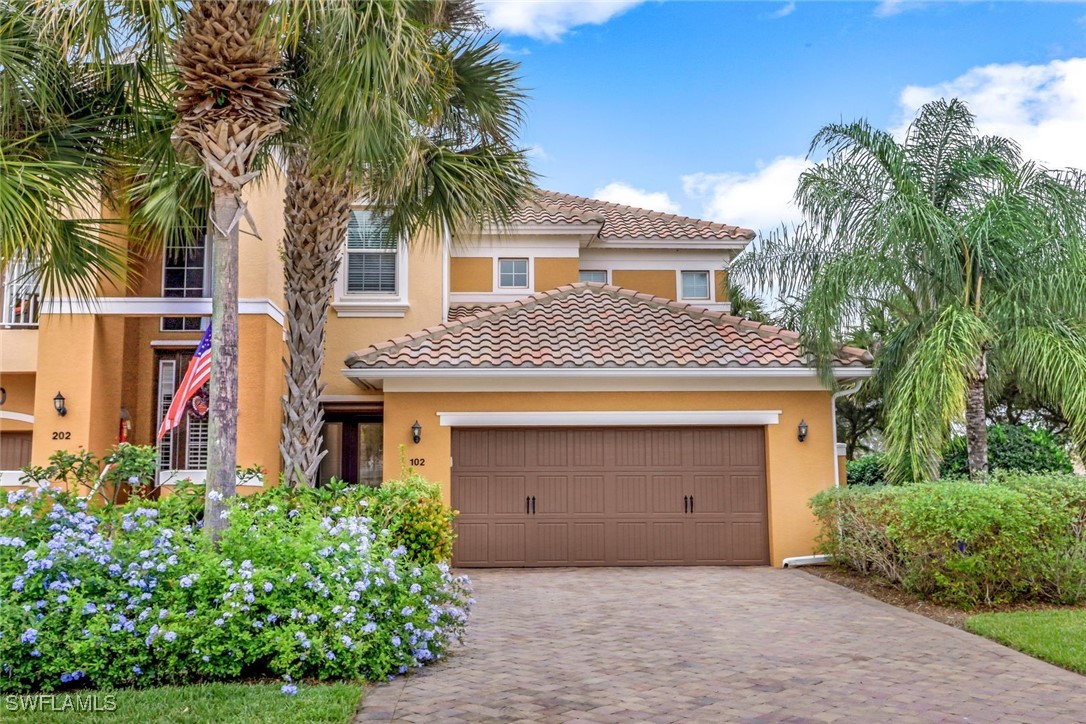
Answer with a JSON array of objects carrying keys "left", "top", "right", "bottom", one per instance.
[
  {"left": 782, "top": 379, "right": 863, "bottom": 568},
  {"left": 441, "top": 221, "right": 450, "bottom": 323}
]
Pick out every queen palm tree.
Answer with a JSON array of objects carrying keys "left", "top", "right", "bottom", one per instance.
[
  {"left": 275, "top": 1, "right": 534, "bottom": 487},
  {"left": 733, "top": 99, "right": 1086, "bottom": 483}
]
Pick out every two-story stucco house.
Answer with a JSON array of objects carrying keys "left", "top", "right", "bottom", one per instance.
[{"left": 0, "top": 175, "right": 870, "bottom": 567}]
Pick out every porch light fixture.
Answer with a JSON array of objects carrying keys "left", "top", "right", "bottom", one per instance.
[
  {"left": 411, "top": 420, "right": 422, "bottom": 444},
  {"left": 797, "top": 419, "right": 808, "bottom": 442},
  {"left": 53, "top": 391, "right": 67, "bottom": 417}
]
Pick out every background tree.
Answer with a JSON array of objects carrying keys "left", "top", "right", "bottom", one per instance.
[
  {"left": 275, "top": 1, "right": 534, "bottom": 487},
  {"left": 733, "top": 99, "right": 1086, "bottom": 483}
]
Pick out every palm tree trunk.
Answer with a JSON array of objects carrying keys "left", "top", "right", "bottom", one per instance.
[
  {"left": 280, "top": 150, "right": 352, "bottom": 487},
  {"left": 965, "top": 350, "right": 989, "bottom": 479},
  {"left": 203, "top": 192, "right": 241, "bottom": 536}
]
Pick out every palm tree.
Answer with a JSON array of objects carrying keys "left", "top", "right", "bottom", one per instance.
[
  {"left": 275, "top": 1, "right": 534, "bottom": 487},
  {"left": 733, "top": 99, "right": 1086, "bottom": 483}
]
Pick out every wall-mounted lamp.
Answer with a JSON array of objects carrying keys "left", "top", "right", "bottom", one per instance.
[
  {"left": 411, "top": 420, "right": 422, "bottom": 444},
  {"left": 797, "top": 419, "right": 808, "bottom": 442},
  {"left": 53, "top": 391, "right": 67, "bottom": 417}
]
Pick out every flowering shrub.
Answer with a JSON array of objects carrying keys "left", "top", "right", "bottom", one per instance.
[{"left": 0, "top": 485, "right": 471, "bottom": 693}]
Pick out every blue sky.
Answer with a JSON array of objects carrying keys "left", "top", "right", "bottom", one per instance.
[{"left": 480, "top": 1, "right": 1086, "bottom": 234}]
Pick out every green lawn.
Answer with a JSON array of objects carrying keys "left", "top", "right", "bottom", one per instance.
[
  {"left": 966, "top": 609, "right": 1086, "bottom": 675},
  {"left": 1, "top": 682, "right": 365, "bottom": 724}
]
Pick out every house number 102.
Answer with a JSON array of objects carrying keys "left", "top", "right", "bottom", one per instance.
[{"left": 409, "top": 457, "right": 426, "bottom": 467}]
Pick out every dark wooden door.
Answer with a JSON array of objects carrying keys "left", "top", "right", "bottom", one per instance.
[{"left": 451, "top": 427, "right": 769, "bottom": 567}]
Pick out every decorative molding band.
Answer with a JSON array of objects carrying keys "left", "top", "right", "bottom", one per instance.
[
  {"left": 331, "top": 301, "right": 409, "bottom": 318},
  {"left": 0, "top": 471, "right": 25, "bottom": 486},
  {"left": 437, "top": 410, "right": 783, "bottom": 427},
  {"left": 0, "top": 411, "right": 33, "bottom": 424},
  {"left": 41, "top": 298, "right": 286, "bottom": 326},
  {"left": 347, "top": 366, "right": 873, "bottom": 380}
]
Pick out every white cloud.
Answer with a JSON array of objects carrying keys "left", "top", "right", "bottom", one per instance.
[
  {"left": 873, "top": 0, "right": 928, "bottom": 17},
  {"left": 480, "top": 1, "right": 646, "bottom": 41},
  {"left": 681, "top": 157, "right": 812, "bottom": 234},
  {"left": 897, "top": 57, "right": 1086, "bottom": 171},
  {"left": 768, "top": 2, "right": 796, "bottom": 19},
  {"left": 526, "top": 144, "right": 550, "bottom": 162},
  {"left": 593, "top": 182, "right": 681, "bottom": 214}
]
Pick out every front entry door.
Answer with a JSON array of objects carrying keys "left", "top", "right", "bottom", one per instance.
[{"left": 318, "top": 414, "right": 383, "bottom": 487}]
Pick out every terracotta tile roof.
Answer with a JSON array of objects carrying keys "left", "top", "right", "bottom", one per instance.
[
  {"left": 447, "top": 305, "right": 494, "bottom": 323},
  {"left": 346, "top": 284, "right": 871, "bottom": 372},
  {"left": 512, "top": 190, "right": 755, "bottom": 242}
]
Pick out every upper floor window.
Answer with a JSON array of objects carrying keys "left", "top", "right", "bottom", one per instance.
[
  {"left": 579, "top": 270, "right": 608, "bottom": 284},
  {"left": 162, "top": 232, "right": 209, "bottom": 331},
  {"left": 345, "top": 210, "right": 397, "bottom": 295},
  {"left": 680, "top": 270, "right": 710, "bottom": 300},
  {"left": 498, "top": 258, "right": 529, "bottom": 289}
]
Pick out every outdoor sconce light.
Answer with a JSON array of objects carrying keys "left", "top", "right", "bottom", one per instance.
[
  {"left": 411, "top": 420, "right": 422, "bottom": 444},
  {"left": 797, "top": 419, "right": 808, "bottom": 442},
  {"left": 53, "top": 391, "right": 67, "bottom": 417}
]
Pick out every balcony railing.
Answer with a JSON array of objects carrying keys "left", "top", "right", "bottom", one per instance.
[{"left": 1, "top": 261, "right": 40, "bottom": 328}]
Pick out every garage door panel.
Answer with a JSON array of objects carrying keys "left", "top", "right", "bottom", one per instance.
[
  {"left": 692, "top": 475, "right": 728, "bottom": 513},
  {"left": 534, "top": 523, "right": 569, "bottom": 564},
  {"left": 651, "top": 522, "right": 686, "bottom": 563},
  {"left": 571, "top": 475, "right": 605, "bottom": 513},
  {"left": 615, "top": 475, "right": 648, "bottom": 513},
  {"left": 615, "top": 522, "right": 649, "bottom": 563},
  {"left": 570, "top": 522, "right": 606, "bottom": 563},
  {"left": 535, "top": 430, "right": 569, "bottom": 467},
  {"left": 451, "top": 427, "right": 769, "bottom": 567},
  {"left": 729, "top": 474, "right": 768, "bottom": 515},
  {"left": 535, "top": 476, "right": 568, "bottom": 514},
  {"left": 491, "top": 523, "right": 526, "bottom": 563},
  {"left": 651, "top": 475, "right": 684, "bottom": 513},
  {"left": 453, "top": 429, "right": 490, "bottom": 468},
  {"left": 490, "top": 476, "right": 527, "bottom": 514},
  {"left": 731, "top": 522, "right": 770, "bottom": 564},
  {"left": 573, "top": 431, "right": 606, "bottom": 467},
  {"left": 455, "top": 523, "right": 490, "bottom": 565}
]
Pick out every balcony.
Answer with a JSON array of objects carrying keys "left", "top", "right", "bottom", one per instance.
[{"left": 1, "top": 261, "right": 40, "bottom": 328}]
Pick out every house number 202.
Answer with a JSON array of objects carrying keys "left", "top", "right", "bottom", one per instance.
[
  {"left": 52, "top": 431, "right": 71, "bottom": 440},
  {"left": 409, "top": 457, "right": 426, "bottom": 467}
]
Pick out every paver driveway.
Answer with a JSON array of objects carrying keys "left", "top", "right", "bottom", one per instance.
[{"left": 357, "top": 568, "right": 1086, "bottom": 722}]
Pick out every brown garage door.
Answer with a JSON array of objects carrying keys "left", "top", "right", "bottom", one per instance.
[{"left": 451, "top": 427, "right": 769, "bottom": 567}]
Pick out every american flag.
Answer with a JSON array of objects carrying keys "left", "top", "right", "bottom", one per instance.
[{"left": 156, "top": 326, "right": 213, "bottom": 441}]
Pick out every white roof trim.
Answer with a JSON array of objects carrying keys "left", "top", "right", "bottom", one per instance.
[
  {"left": 41, "top": 298, "right": 285, "bottom": 326},
  {"left": 345, "top": 367, "right": 872, "bottom": 380},
  {"left": 437, "top": 410, "right": 782, "bottom": 427}
]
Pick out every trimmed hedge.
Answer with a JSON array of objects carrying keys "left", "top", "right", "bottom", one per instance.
[{"left": 811, "top": 473, "right": 1086, "bottom": 607}]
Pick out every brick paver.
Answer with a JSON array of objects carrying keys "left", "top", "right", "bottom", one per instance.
[{"left": 356, "top": 568, "right": 1086, "bottom": 722}]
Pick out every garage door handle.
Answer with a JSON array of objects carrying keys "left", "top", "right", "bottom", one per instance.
[
  {"left": 683, "top": 495, "right": 689, "bottom": 514},
  {"left": 526, "top": 496, "right": 530, "bottom": 515},
  {"left": 690, "top": 496, "right": 694, "bottom": 513},
  {"left": 531, "top": 496, "right": 536, "bottom": 515}
]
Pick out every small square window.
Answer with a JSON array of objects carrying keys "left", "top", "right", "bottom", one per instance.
[
  {"left": 579, "top": 270, "right": 608, "bottom": 284},
  {"left": 498, "top": 258, "right": 529, "bottom": 288},
  {"left": 681, "top": 271, "right": 710, "bottom": 300}
]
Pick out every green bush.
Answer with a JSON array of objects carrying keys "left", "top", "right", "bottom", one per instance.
[
  {"left": 0, "top": 483, "right": 471, "bottom": 693},
  {"left": 941, "top": 424, "right": 1073, "bottom": 477},
  {"left": 845, "top": 454, "right": 887, "bottom": 486},
  {"left": 811, "top": 473, "right": 1086, "bottom": 607}
]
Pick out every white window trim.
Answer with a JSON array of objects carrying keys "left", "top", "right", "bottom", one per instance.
[
  {"left": 579, "top": 269, "right": 609, "bottom": 284},
  {"left": 437, "top": 410, "right": 782, "bottom": 427},
  {"left": 677, "top": 269, "right": 713, "bottom": 302},
  {"left": 157, "top": 469, "right": 264, "bottom": 487},
  {"left": 160, "top": 231, "right": 212, "bottom": 332},
  {"left": 333, "top": 229, "right": 410, "bottom": 318},
  {"left": 495, "top": 257, "right": 532, "bottom": 290}
]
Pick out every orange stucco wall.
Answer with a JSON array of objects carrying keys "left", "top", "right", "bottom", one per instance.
[
  {"left": 0, "top": 373, "right": 35, "bottom": 433},
  {"left": 534, "top": 258, "right": 579, "bottom": 291},
  {"left": 611, "top": 270, "right": 676, "bottom": 299},
  {"left": 715, "top": 270, "right": 729, "bottom": 302},
  {"left": 449, "top": 257, "right": 492, "bottom": 293},
  {"left": 381, "top": 389, "right": 836, "bottom": 567}
]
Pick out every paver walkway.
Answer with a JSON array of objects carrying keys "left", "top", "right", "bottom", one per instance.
[{"left": 357, "top": 568, "right": 1086, "bottom": 722}]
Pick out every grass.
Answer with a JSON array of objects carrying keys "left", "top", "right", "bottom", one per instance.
[
  {"left": 966, "top": 609, "right": 1086, "bottom": 675},
  {"left": 0, "top": 682, "right": 365, "bottom": 724}
]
